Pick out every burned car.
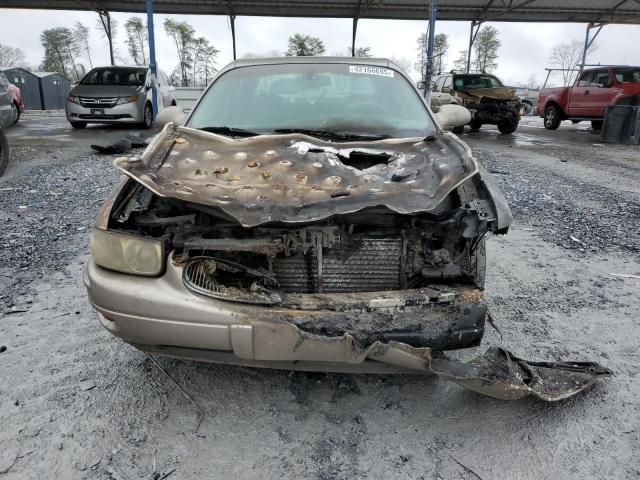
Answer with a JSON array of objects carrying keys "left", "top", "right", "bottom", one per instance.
[
  {"left": 431, "top": 72, "right": 523, "bottom": 134},
  {"left": 85, "top": 58, "right": 609, "bottom": 400}
]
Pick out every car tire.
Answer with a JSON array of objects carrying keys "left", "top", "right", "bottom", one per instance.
[
  {"left": 70, "top": 121, "right": 87, "bottom": 129},
  {"left": 591, "top": 120, "right": 603, "bottom": 131},
  {"left": 11, "top": 102, "right": 20, "bottom": 125},
  {"left": 522, "top": 100, "right": 533, "bottom": 115},
  {"left": 469, "top": 120, "right": 482, "bottom": 131},
  {"left": 498, "top": 117, "right": 519, "bottom": 134},
  {"left": 142, "top": 103, "right": 153, "bottom": 129},
  {"left": 452, "top": 125, "right": 464, "bottom": 134},
  {"left": 0, "top": 127, "right": 9, "bottom": 177},
  {"left": 471, "top": 237, "right": 486, "bottom": 290},
  {"left": 544, "top": 105, "right": 562, "bottom": 130}
]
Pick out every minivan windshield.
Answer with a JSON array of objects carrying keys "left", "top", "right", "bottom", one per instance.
[
  {"left": 188, "top": 63, "right": 436, "bottom": 138},
  {"left": 81, "top": 68, "right": 147, "bottom": 86},
  {"left": 454, "top": 75, "right": 503, "bottom": 90}
]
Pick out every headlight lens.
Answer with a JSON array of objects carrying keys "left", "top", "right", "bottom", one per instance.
[
  {"left": 116, "top": 95, "right": 138, "bottom": 105},
  {"left": 68, "top": 95, "right": 80, "bottom": 104},
  {"left": 91, "top": 229, "right": 163, "bottom": 276}
]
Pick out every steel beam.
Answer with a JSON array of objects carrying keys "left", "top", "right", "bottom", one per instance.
[
  {"left": 581, "top": 22, "right": 605, "bottom": 71},
  {"left": 423, "top": 0, "right": 437, "bottom": 99},
  {"left": 146, "top": 0, "right": 158, "bottom": 119},
  {"left": 466, "top": 20, "right": 482, "bottom": 73}
]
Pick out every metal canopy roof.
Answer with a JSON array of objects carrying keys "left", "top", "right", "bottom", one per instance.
[{"left": 6, "top": 0, "right": 640, "bottom": 24}]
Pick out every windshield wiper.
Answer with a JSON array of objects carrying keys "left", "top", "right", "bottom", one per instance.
[
  {"left": 273, "top": 128, "right": 390, "bottom": 141},
  {"left": 198, "top": 126, "right": 262, "bottom": 138}
]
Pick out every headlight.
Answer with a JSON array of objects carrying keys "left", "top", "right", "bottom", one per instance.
[
  {"left": 68, "top": 95, "right": 80, "bottom": 104},
  {"left": 116, "top": 95, "right": 138, "bottom": 105},
  {"left": 90, "top": 229, "right": 163, "bottom": 276}
]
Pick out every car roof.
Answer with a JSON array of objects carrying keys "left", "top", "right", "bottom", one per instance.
[{"left": 231, "top": 56, "right": 393, "bottom": 68}]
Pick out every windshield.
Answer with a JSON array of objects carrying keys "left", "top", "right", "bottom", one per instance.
[
  {"left": 81, "top": 68, "right": 147, "bottom": 86},
  {"left": 187, "top": 63, "right": 436, "bottom": 138},
  {"left": 454, "top": 75, "right": 503, "bottom": 89},
  {"left": 614, "top": 68, "right": 640, "bottom": 83}
]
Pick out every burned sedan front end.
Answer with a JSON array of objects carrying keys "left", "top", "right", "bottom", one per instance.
[{"left": 85, "top": 59, "right": 610, "bottom": 400}]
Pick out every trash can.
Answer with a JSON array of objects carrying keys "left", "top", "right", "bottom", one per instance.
[{"left": 601, "top": 105, "right": 640, "bottom": 145}]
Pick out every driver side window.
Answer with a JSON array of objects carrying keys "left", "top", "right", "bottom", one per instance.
[
  {"left": 591, "top": 71, "right": 611, "bottom": 87},
  {"left": 577, "top": 71, "right": 593, "bottom": 87},
  {"left": 443, "top": 76, "right": 453, "bottom": 90}
]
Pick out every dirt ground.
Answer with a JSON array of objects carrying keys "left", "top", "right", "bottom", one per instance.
[{"left": 1, "top": 113, "right": 639, "bottom": 479}]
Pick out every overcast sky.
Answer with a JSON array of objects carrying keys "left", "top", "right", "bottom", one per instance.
[{"left": 2, "top": 8, "right": 639, "bottom": 87}]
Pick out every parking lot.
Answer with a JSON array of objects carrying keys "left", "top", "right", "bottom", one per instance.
[{"left": 1, "top": 111, "right": 638, "bottom": 479}]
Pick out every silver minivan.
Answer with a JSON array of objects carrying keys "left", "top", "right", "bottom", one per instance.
[{"left": 66, "top": 66, "right": 176, "bottom": 129}]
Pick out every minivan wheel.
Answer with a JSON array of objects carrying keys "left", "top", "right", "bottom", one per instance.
[
  {"left": 142, "top": 103, "right": 153, "bottom": 129},
  {"left": 0, "top": 127, "right": 9, "bottom": 176},
  {"left": 70, "top": 121, "right": 87, "bottom": 129},
  {"left": 11, "top": 102, "right": 20, "bottom": 125}
]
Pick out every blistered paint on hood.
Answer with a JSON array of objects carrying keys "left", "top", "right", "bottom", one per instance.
[
  {"left": 114, "top": 124, "right": 479, "bottom": 227},
  {"left": 457, "top": 87, "right": 518, "bottom": 101}
]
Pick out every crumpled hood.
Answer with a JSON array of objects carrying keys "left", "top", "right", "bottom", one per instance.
[
  {"left": 457, "top": 87, "right": 517, "bottom": 101},
  {"left": 114, "top": 124, "right": 479, "bottom": 227}
]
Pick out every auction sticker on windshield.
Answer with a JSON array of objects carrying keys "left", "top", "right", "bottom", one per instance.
[{"left": 349, "top": 65, "right": 394, "bottom": 78}]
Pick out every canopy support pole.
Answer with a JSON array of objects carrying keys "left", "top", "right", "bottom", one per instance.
[
  {"left": 351, "top": 17, "right": 359, "bottom": 57},
  {"left": 423, "top": 0, "right": 438, "bottom": 100},
  {"left": 146, "top": 0, "right": 158, "bottom": 119},
  {"left": 581, "top": 22, "right": 605, "bottom": 72},
  {"left": 230, "top": 15, "right": 237, "bottom": 60},
  {"left": 466, "top": 20, "right": 482, "bottom": 73}
]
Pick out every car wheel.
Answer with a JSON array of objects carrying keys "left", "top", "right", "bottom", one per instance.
[
  {"left": 471, "top": 237, "right": 486, "bottom": 290},
  {"left": 11, "top": 102, "right": 20, "bottom": 125},
  {"left": 70, "top": 121, "right": 87, "bottom": 129},
  {"left": 544, "top": 105, "right": 561, "bottom": 130},
  {"left": 142, "top": 103, "right": 153, "bottom": 129},
  {"left": 591, "top": 120, "right": 603, "bottom": 131},
  {"left": 0, "top": 127, "right": 9, "bottom": 177},
  {"left": 498, "top": 117, "right": 520, "bottom": 134},
  {"left": 469, "top": 120, "right": 482, "bottom": 131},
  {"left": 522, "top": 100, "right": 533, "bottom": 115},
  {"left": 451, "top": 125, "right": 464, "bottom": 134}
]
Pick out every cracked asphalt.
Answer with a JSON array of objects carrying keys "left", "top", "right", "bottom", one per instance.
[{"left": 1, "top": 113, "right": 639, "bottom": 479}]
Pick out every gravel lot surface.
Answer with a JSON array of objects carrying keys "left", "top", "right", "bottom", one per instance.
[{"left": 1, "top": 114, "right": 639, "bottom": 479}]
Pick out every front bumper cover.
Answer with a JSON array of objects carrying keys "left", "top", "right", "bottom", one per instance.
[{"left": 85, "top": 260, "right": 611, "bottom": 401}]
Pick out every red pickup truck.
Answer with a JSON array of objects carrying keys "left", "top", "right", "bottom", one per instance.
[{"left": 538, "top": 66, "right": 640, "bottom": 130}]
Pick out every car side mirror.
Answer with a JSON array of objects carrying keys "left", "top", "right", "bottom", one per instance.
[
  {"left": 416, "top": 80, "right": 426, "bottom": 90},
  {"left": 156, "top": 105, "right": 189, "bottom": 128},
  {"left": 441, "top": 86, "right": 451, "bottom": 94},
  {"left": 435, "top": 104, "right": 471, "bottom": 128}
]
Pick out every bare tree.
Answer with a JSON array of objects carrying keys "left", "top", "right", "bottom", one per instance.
[
  {"left": 453, "top": 50, "right": 468, "bottom": 72},
  {"left": 285, "top": 34, "right": 325, "bottom": 56},
  {"left": 40, "top": 27, "right": 84, "bottom": 80},
  {"left": 549, "top": 39, "right": 590, "bottom": 86},
  {"left": 416, "top": 33, "right": 449, "bottom": 80},
  {"left": 0, "top": 44, "right": 27, "bottom": 67},
  {"left": 526, "top": 73, "right": 539, "bottom": 89},
  {"left": 74, "top": 22, "right": 93, "bottom": 69},
  {"left": 349, "top": 46, "right": 372, "bottom": 58},
  {"left": 95, "top": 13, "right": 118, "bottom": 65},
  {"left": 473, "top": 26, "right": 501, "bottom": 73},
  {"left": 124, "top": 17, "right": 148, "bottom": 66},
  {"left": 164, "top": 19, "right": 195, "bottom": 86},
  {"left": 390, "top": 56, "right": 413, "bottom": 74}
]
